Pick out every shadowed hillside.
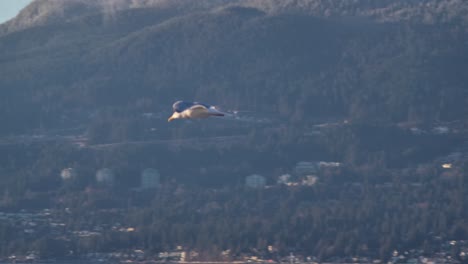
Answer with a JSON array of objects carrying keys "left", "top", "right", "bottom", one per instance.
[
  {"left": 0, "top": 0, "right": 467, "bottom": 135},
  {"left": 1, "top": 1, "right": 468, "bottom": 261}
]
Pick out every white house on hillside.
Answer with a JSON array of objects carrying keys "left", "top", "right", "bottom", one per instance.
[
  {"left": 96, "top": 168, "right": 115, "bottom": 186},
  {"left": 141, "top": 168, "right": 160, "bottom": 189},
  {"left": 245, "top": 174, "right": 266, "bottom": 188}
]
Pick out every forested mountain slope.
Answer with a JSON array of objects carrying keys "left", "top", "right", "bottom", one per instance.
[
  {"left": 1, "top": 1, "right": 468, "bottom": 260},
  {"left": 0, "top": 0, "right": 467, "bottom": 134}
]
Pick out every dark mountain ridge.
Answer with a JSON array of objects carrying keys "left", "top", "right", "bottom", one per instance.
[
  {"left": 1, "top": 2, "right": 468, "bottom": 260},
  {"left": 0, "top": 0, "right": 241, "bottom": 35},
  {"left": 0, "top": 0, "right": 467, "bottom": 134},
  {"left": 2, "top": 0, "right": 467, "bottom": 35}
]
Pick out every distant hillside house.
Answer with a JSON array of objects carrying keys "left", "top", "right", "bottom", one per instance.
[
  {"left": 294, "top": 161, "right": 341, "bottom": 176},
  {"left": 141, "top": 168, "right": 160, "bottom": 189},
  {"left": 245, "top": 174, "right": 266, "bottom": 188},
  {"left": 96, "top": 168, "right": 115, "bottom": 186},
  {"left": 318, "top": 161, "right": 341, "bottom": 168},
  {"left": 302, "top": 175, "right": 318, "bottom": 186},
  {"left": 277, "top": 174, "right": 292, "bottom": 185},
  {"left": 294, "top": 161, "right": 319, "bottom": 175},
  {"left": 60, "top": 168, "right": 76, "bottom": 181},
  {"left": 432, "top": 126, "right": 449, "bottom": 134}
]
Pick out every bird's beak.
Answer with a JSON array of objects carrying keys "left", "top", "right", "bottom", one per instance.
[{"left": 168, "top": 116, "right": 174, "bottom": 122}]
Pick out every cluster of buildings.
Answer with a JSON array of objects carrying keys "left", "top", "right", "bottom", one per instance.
[
  {"left": 245, "top": 161, "right": 341, "bottom": 189},
  {"left": 60, "top": 160, "right": 340, "bottom": 191},
  {"left": 386, "top": 241, "right": 468, "bottom": 264},
  {"left": 0, "top": 207, "right": 142, "bottom": 262},
  {"left": 235, "top": 240, "right": 468, "bottom": 264},
  {"left": 60, "top": 167, "right": 161, "bottom": 189}
]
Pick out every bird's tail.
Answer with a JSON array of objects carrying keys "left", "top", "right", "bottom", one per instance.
[{"left": 208, "top": 106, "right": 226, "bottom": 117}]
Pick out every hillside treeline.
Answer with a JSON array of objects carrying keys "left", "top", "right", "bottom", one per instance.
[{"left": 0, "top": 0, "right": 467, "bottom": 135}]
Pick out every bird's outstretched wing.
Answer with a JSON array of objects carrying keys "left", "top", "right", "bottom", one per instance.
[
  {"left": 189, "top": 104, "right": 209, "bottom": 111},
  {"left": 206, "top": 106, "right": 225, "bottom": 116},
  {"left": 173, "top": 101, "right": 195, "bottom": 113},
  {"left": 190, "top": 104, "right": 224, "bottom": 117},
  {"left": 193, "top": 102, "right": 211, "bottom": 109}
]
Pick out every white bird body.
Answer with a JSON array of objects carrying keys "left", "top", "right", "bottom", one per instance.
[{"left": 168, "top": 101, "right": 225, "bottom": 122}]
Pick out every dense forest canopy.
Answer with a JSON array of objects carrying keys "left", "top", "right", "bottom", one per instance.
[
  {"left": 1, "top": 0, "right": 468, "bottom": 262},
  {"left": 0, "top": 0, "right": 467, "bottom": 134}
]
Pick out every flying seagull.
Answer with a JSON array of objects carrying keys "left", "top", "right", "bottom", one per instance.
[{"left": 168, "top": 101, "right": 225, "bottom": 122}]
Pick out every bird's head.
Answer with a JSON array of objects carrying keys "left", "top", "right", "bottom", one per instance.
[{"left": 168, "top": 112, "right": 179, "bottom": 122}]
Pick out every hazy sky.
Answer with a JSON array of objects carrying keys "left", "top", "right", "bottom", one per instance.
[{"left": 0, "top": 0, "right": 33, "bottom": 24}]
